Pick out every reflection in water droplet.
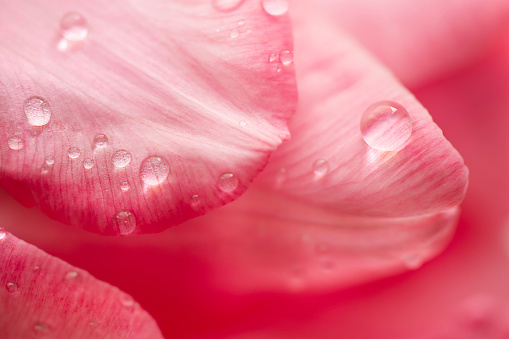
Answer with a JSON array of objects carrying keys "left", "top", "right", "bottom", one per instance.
[
  {"left": 218, "top": 173, "right": 238, "bottom": 192},
  {"left": 68, "top": 147, "right": 81, "bottom": 159},
  {"left": 120, "top": 181, "right": 130, "bottom": 191},
  {"left": 33, "top": 322, "right": 50, "bottom": 336},
  {"left": 212, "top": 0, "right": 244, "bottom": 12},
  {"left": 60, "top": 12, "right": 88, "bottom": 41},
  {"left": 230, "top": 29, "right": 239, "bottom": 38},
  {"left": 279, "top": 50, "right": 293, "bottom": 66},
  {"left": 45, "top": 155, "right": 55, "bottom": 165},
  {"left": 6, "top": 282, "right": 18, "bottom": 293},
  {"left": 115, "top": 210, "right": 137, "bottom": 236},
  {"left": 93, "top": 134, "right": 108, "bottom": 150},
  {"left": 112, "top": 149, "right": 132, "bottom": 168},
  {"left": 24, "top": 97, "right": 51, "bottom": 127},
  {"left": 140, "top": 156, "right": 170, "bottom": 185},
  {"left": 268, "top": 53, "right": 278, "bottom": 63},
  {"left": 83, "top": 158, "right": 95, "bottom": 170},
  {"left": 8, "top": 137, "right": 24, "bottom": 150},
  {"left": 0, "top": 227, "right": 6, "bottom": 241},
  {"left": 313, "top": 159, "right": 329, "bottom": 180},
  {"left": 360, "top": 101, "right": 413, "bottom": 151},
  {"left": 66, "top": 271, "right": 78, "bottom": 280},
  {"left": 261, "top": 0, "right": 289, "bottom": 16}
]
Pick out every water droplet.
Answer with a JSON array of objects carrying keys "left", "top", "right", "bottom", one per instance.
[
  {"left": 276, "top": 65, "right": 283, "bottom": 73},
  {"left": 68, "top": 147, "right": 80, "bottom": 159},
  {"left": 60, "top": 12, "right": 88, "bottom": 41},
  {"left": 112, "top": 149, "right": 132, "bottom": 168},
  {"left": 402, "top": 253, "right": 424, "bottom": 270},
  {"left": 268, "top": 53, "right": 278, "bottom": 63},
  {"left": 212, "top": 0, "right": 244, "bottom": 12},
  {"left": 140, "top": 156, "right": 170, "bottom": 185},
  {"left": 261, "top": 0, "right": 289, "bottom": 16},
  {"left": 190, "top": 194, "right": 201, "bottom": 206},
  {"left": 313, "top": 159, "right": 329, "bottom": 180},
  {"left": 24, "top": 97, "right": 51, "bottom": 127},
  {"left": 6, "top": 282, "right": 17, "bottom": 293},
  {"left": 239, "top": 120, "right": 247, "bottom": 127},
  {"left": 33, "top": 266, "right": 40, "bottom": 273},
  {"left": 45, "top": 155, "right": 55, "bottom": 165},
  {"left": 83, "top": 158, "right": 94, "bottom": 170},
  {"left": 230, "top": 29, "right": 239, "bottom": 39},
  {"left": 217, "top": 173, "right": 238, "bottom": 192},
  {"left": 33, "top": 322, "right": 50, "bottom": 336},
  {"left": 120, "top": 181, "right": 130, "bottom": 191},
  {"left": 89, "top": 320, "right": 98, "bottom": 327},
  {"left": 41, "top": 164, "right": 51, "bottom": 175},
  {"left": 93, "top": 133, "right": 108, "bottom": 150},
  {"left": 360, "top": 101, "right": 413, "bottom": 152},
  {"left": 0, "top": 227, "right": 6, "bottom": 241},
  {"left": 8, "top": 136, "right": 24, "bottom": 150},
  {"left": 279, "top": 50, "right": 293, "bottom": 66},
  {"left": 121, "top": 295, "right": 135, "bottom": 308},
  {"left": 115, "top": 210, "right": 137, "bottom": 236},
  {"left": 237, "top": 19, "right": 245, "bottom": 26},
  {"left": 66, "top": 271, "right": 78, "bottom": 280}
]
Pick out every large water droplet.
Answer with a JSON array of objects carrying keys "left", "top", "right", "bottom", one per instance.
[
  {"left": 45, "top": 155, "right": 55, "bottom": 165},
  {"left": 93, "top": 134, "right": 108, "bottom": 150},
  {"left": 218, "top": 173, "right": 238, "bottom": 192},
  {"left": 24, "top": 97, "right": 51, "bottom": 127},
  {"left": 112, "top": 149, "right": 132, "bottom": 168},
  {"left": 6, "top": 282, "right": 18, "bottom": 293},
  {"left": 115, "top": 210, "right": 137, "bottom": 236},
  {"left": 140, "top": 156, "right": 170, "bottom": 185},
  {"left": 68, "top": 147, "right": 81, "bottom": 159},
  {"left": 360, "top": 101, "right": 413, "bottom": 151},
  {"left": 83, "top": 158, "right": 95, "bottom": 170},
  {"left": 7, "top": 136, "right": 24, "bottom": 151},
  {"left": 60, "top": 12, "right": 88, "bottom": 41},
  {"left": 261, "top": 0, "right": 289, "bottom": 16},
  {"left": 33, "top": 322, "right": 50, "bottom": 336},
  {"left": 313, "top": 159, "right": 329, "bottom": 180},
  {"left": 279, "top": 50, "right": 293, "bottom": 66},
  {"left": 0, "top": 227, "right": 6, "bottom": 241},
  {"left": 120, "top": 181, "right": 130, "bottom": 191},
  {"left": 212, "top": 0, "right": 244, "bottom": 12}
]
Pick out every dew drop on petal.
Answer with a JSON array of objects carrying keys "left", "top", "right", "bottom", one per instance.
[
  {"left": 140, "top": 156, "right": 170, "bottom": 185},
  {"left": 212, "top": 0, "right": 244, "bottom": 12},
  {"left": 402, "top": 253, "right": 423, "bottom": 270},
  {"left": 33, "top": 322, "right": 50, "bottom": 336},
  {"left": 0, "top": 227, "right": 6, "bottom": 241},
  {"left": 268, "top": 53, "right": 278, "bottom": 63},
  {"left": 24, "top": 97, "right": 51, "bottom": 127},
  {"left": 237, "top": 19, "right": 245, "bottom": 26},
  {"left": 66, "top": 271, "right": 78, "bottom": 280},
  {"left": 313, "top": 159, "right": 329, "bottom": 180},
  {"left": 83, "top": 158, "right": 95, "bottom": 170},
  {"left": 218, "top": 173, "right": 238, "bottom": 192},
  {"left": 190, "top": 194, "right": 201, "bottom": 206},
  {"left": 6, "top": 282, "right": 17, "bottom": 293},
  {"left": 45, "top": 155, "right": 55, "bottom": 165},
  {"left": 360, "top": 100, "right": 413, "bottom": 152},
  {"left": 8, "top": 136, "right": 24, "bottom": 150},
  {"left": 89, "top": 320, "right": 98, "bottom": 327},
  {"left": 279, "top": 50, "right": 293, "bottom": 66},
  {"left": 93, "top": 133, "right": 108, "bottom": 150},
  {"left": 120, "top": 181, "right": 130, "bottom": 191},
  {"left": 41, "top": 164, "right": 51, "bottom": 175},
  {"left": 112, "top": 149, "right": 132, "bottom": 168},
  {"left": 68, "top": 147, "right": 81, "bottom": 159},
  {"left": 115, "top": 210, "right": 137, "bottom": 236},
  {"left": 261, "top": 0, "right": 289, "bottom": 16},
  {"left": 230, "top": 29, "right": 239, "bottom": 38},
  {"left": 60, "top": 12, "right": 88, "bottom": 41},
  {"left": 239, "top": 120, "right": 247, "bottom": 127}
]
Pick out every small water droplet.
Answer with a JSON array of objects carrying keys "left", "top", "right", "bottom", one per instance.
[
  {"left": 261, "top": 0, "right": 289, "bottom": 16},
  {"left": 68, "top": 147, "right": 81, "bottom": 159},
  {"left": 402, "top": 253, "right": 423, "bottom": 270},
  {"left": 140, "top": 156, "right": 170, "bottom": 185},
  {"left": 41, "top": 164, "right": 51, "bottom": 175},
  {"left": 120, "top": 181, "right": 130, "bottom": 191},
  {"left": 190, "top": 194, "right": 201, "bottom": 206},
  {"left": 313, "top": 159, "right": 329, "bottom": 180},
  {"left": 24, "top": 97, "right": 51, "bottom": 127},
  {"left": 93, "top": 134, "right": 108, "bottom": 150},
  {"left": 218, "top": 173, "right": 238, "bottom": 192},
  {"left": 6, "top": 282, "right": 17, "bottom": 293},
  {"left": 33, "top": 322, "right": 50, "bottom": 336},
  {"left": 8, "top": 136, "right": 24, "bottom": 150},
  {"left": 112, "top": 149, "right": 132, "bottom": 168},
  {"left": 66, "top": 271, "right": 78, "bottom": 280},
  {"left": 279, "top": 50, "right": 293, "bottom": 66},
  {"left": 33, "top": 266, "right": 40, "bottom": 273},
  {"left": 237, "top": 19, "right": 245, "bottom": 26},
  {"left": 121, "top": 295, "right": 135, "bottom": 308},
  {"left": 230, "top": 29, "right": 239, "bottom": 38},
  {"left": 212, "top": 0, "right": 245, "bottom": 12},
  {"left": 276, "top": 65, "right": 283, "bottom": 73},
  {"left": 360, "top": 101, "right": 413, "bottom": 152},
  {"left": 268, "top": 53, "right": 278, "bottom": 63},
  {"left": 60, "top": 12, "right": 88, "bottom": 41},
  {"left": 89, "top": 320, "right": 98, "bottom": 327},
  {"left": 0, "top": 227, "right": 6, "bottom": 241},
  {"left": 239, "top": 120, "right": 247, "bottom": 127},
  {"left": 45, "top": 155, "right": 55, "bottom": 165},
  {"left": 83, "top": 158, "right": 95, "bottom": 170},
  {"left": 115, "top": 210, "right": 137, "bottom": 236}
]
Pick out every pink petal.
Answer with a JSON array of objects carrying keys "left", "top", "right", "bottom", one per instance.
[
  {"left": 314, "top": 0, "right": 509, "bottom": 86},
  {"left": 0, "top": 0, "right": 297, "bottom": 235},
  {"left": 258, "top": 2, "right": 468, "bottom": 217},
  {"left": 0, "top": 227, "right": 163, "bottom": 338}
]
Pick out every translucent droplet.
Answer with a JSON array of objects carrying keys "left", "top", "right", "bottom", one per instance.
[
  {"left": 239, "top": 120, "right": 247, "bottom": 127},
  {"left": 93, "top": 134, "right": 108, "bottom": 150},
  {"left": 41, "top": 164, "right": 51, "bottom": 175},
  {"left": 115, "top": 210, "right": 137, "bottom": 236},
  {"left": 45, "top": 155, "right": 55, "bottom": 165},
  {"left": 6, "top": 282, "right": 18, "bottom": 293},
  {"left": 313, "top": 159, "right": 329, "bottom": 180},
  {"left": 402, "top": 253, "right": 423, "bottom": 270},
  {"left": 33, "top": 322, "right": 50, "bottom": 336},
  {"left": 279, "top": 50, "right": 293, "bottom": 66},
  {"left": 60, "top": 12, "right": 88, "bottom": 41},
  {"left": 33, "top": 266, "right": 41, "bottom": 273},
  {"left": 0, "top": 227, "right": 6, "bottom": 241},
  {"left": 8, "top": 136, "right": 24, "bottom": 150},
  {"left": 237, "top": 19, "right": 245, "bottom": 26},
  {"left": 230, "top": 29, "right": 239, "bottom": 38},
  {"left": 140, "top": 156, "right": 170, "bottom": 185},
  {"left": 66, "top": 271, "right": 78, "bottom": 280},
  {"left": 268, "top": 53, "right": 278, "bottom": 63},
  {"left": 112, "top": 149, "right": 132, "bottom": 168},
  {"left": 24, "top": 97, "right": 51, "bottom": 127},
  {"left": 360, "top": 101, "right": 413, "bottom": 152},
  {"left": 68, "top": 147, "right": 81, "bottom": 159},
  {"left": 190, "top": 194, "right": 201, "bottom": 206},
  {"left": 89, "top": 320, "right": 98, "bottom": 327},
  {"left": 261, "top": 0, "right": 289, "bottom": 16},
  {"left": 212, "top": 0, "right": 245, "bottom": 12},
  {"left": 83, "top": 158, "right": 95, "bottom": 170},
  {"left": 120, "top": 181, "right": 130, "bottom": 191},
  {"left": 218, "top": 173, "right": 238, "bottom": 192}
]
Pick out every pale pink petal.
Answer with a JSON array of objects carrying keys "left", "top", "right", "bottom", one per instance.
[
  {"left": 0, "top": 0, "right": 297, "bottom": 235},
  {"left": 0, "top": 227, "right": 163, "bottom": 338}
]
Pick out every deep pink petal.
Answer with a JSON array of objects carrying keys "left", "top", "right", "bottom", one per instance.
[
  {"left": 0, "top": 227, "right": 163, "bottom": 338},
  {"left": 0, "top": 0, "right": 297, "bottom": 235}
]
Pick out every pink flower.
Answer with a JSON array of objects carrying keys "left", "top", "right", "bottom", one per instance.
[{"left": 0, "top": 0, "right": 506, "bottom": 337}]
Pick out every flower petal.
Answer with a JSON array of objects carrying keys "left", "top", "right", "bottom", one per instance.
[
  {"left": 0, "top": 228, "right": 163, "bottom": 338},
  {"left": 0, "top": 0, "right": 297, "bottom": 235},
  {"left": 258, "top": 2, "right": 468, "bottom": 217}
]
